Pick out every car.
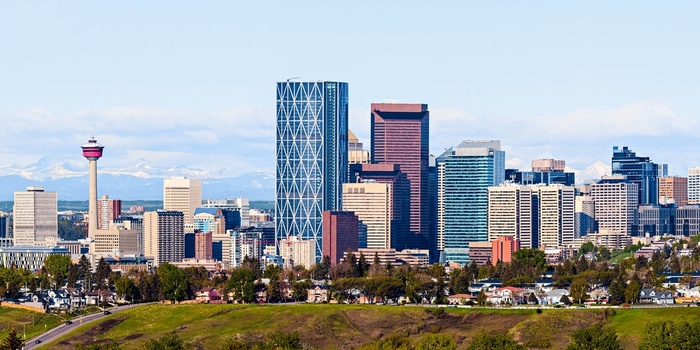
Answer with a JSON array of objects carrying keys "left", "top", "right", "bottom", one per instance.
[
  {"left": 65, "top": 320, "right": 73, "bottom": 325},
  {"left": 35, "top": 339, "right": 42, "bottom": 344},
  {"left": 103, "top": 310, "right": 111, "bottom": 315}
]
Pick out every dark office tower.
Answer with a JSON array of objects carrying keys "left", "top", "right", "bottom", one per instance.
[
  {"left": 371, "top": 103, "right": 429, "bottom": 250},
  {"left": 428, "top": 155, "right": 438, "bottom": 263},
  {"left": 276, "top": 81, "right": 348, "bottom": 261},
  {"left": 322, "top": 211, "right": 359, "bottom": 265},
  {"left": 347, "top": 163, "right": 410, "bottom": 249},
  {"left": 0, "top": 215, "right": 8, "bottom": 238},
  {"left": 612, "top": 146, "right": 659, "bottom": 205},
  {"left": 184, "top": 232, "right": 195, "bottom": 259}
]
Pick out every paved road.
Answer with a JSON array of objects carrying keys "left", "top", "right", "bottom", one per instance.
[{"left": 25, "top": 303, "right": 151, "bottom": 350}]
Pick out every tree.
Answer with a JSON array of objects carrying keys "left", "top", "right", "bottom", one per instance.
[
  {"left": 624, "top": 278, "right": 641, "bottom": 304},
  {"left": 608, "top": 280, "right": 625, "bottom": 306},
  {"left": 566, "top": 324, "right": 622, "bottom": 350},
  {"left": 449, "top": 268, "right": 471, "bottom": 294},
  {"left": 560, "top": 294, "right": 571, "bottom": 305},
  {"left": 44, "top": 254, "right": 72, "bottom": 288},
  {"left": 228, "top": 268, "right": 256, "bottom": 303},
  {"left": 639, "top": 320, "right": 700, "bottom": 350},
  {"left": 476, "top": 289, "right": 487, "bottom": 306},
  {"left": 467, "top": 331, "right": 525, "bottom": 350},
  {"left": 528, "top": 292, "right": 539, "bottom": 305},
  {"left": 157, "top": 263, "right": 188, "bottom": 302},
  {"left": 417, "top": 333, "right": 457, "bottom": 350},
  {"left": 0, "top": 328, "right": 24, "bottom": 350},
  {"left": 137, "top": 272, "right": 160, "bottom": 302},
  {"left": 569, "top": 278, "right": 589, "bottom": 304},
  {"left": 115, "top": 275, "right": 135, "bottom": 302},
  {"left": 597, "top": 246, "right": 612, "bottom": 261},
  {"left": 95, "top": 257, "right": 112, "bottom": 290},
  {"left": 669, "top": 255, "right": 681, "bottom": 273},
  {"left": 144, "top": 332, "right": 185, "bottom": 350}
]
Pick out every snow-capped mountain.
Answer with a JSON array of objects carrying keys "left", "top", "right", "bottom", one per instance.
[
  {"left": 0, "top": 157, "right": 274, "bottom": 200},
  {"left": 568, "top": 161, "right": 611, "bottom": 185}
]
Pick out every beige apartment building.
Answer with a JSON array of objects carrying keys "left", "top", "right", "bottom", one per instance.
[
  {"left": 91, "top": 225, "right": 139, "bottom": 256},
  {"left": 590, "top": 176, "right": 639, "bottom": 236},
  {"left": 342, "top": 182, "right": 393, "bottom": 249},
  {"left": 13, "top": 186, "right": 58, "bottom": 246},
  {"left": 279, "top": 235, "right": 316, "bottom": 268},
  {"left": 163, "top": 177, "right": 202, "bottom": 225},
  {"left": 487, "top": 184, "right": 574, "bottom": 249}
]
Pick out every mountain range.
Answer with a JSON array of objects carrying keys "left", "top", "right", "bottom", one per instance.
[{"left": 0, "top": 157, "right": 610, "bottom": 201}]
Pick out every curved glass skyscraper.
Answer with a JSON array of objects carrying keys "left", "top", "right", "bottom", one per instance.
[{"left": 276, "top": 81, "right": 348, "bottom": 261}]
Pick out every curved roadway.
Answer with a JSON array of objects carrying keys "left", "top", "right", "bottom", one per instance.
[{"left": 25, "top": 303, "right": 152, "bottom": 350}]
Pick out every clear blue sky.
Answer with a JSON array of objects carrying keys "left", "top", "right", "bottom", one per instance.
[{"left": 1, "top": 1, "right": 698, "bottom": 175}]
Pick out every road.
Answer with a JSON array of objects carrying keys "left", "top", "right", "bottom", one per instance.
[{"left": 25, "top": 303, "right": 151, "bottom": 350}]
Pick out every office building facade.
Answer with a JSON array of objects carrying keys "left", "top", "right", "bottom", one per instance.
[
  {"left": 163, "top": 177, "right": 202, "bottom": 225},
  {"left": 590, "top": 176, "right": 639, "bottom": 236},
  {"left": 97, "top": 194, "right": 122, "bottom": 230},
  {"left": 13, "top": 186, "right": 58, "bottom": 246},
  {"left": 371, "top": 103, "right": 429, "bottom": 249},
  {"left": 612, "top": 146, "right": 658, "bottom": 205},
  {"left": 144, "top": 210, "right": 185, "bottom": 266},
  {"left": 276, "top": 81, "right": 348, "bottom": 261},
  {"left": 689, "top": 168, "right": 700, "bottom": 205},
  {"left": 658, "top": 176, "right": 688, "bottom": 207},
  {"left": 439, "top": 140, "right": 505, "bottom": 265},
  {"left": 322, "top": 210, "right": 359, "bottom": 265}
]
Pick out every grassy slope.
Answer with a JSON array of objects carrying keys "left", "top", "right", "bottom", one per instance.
[
  {"left": 43, "top": 304, "right": 700, "bottom": 350},
  {"left": 606, "top": 307, "right": 700, "bottom": 349},
  {"left": 0, "top": 307, "right": 65, "bottom": 340}
]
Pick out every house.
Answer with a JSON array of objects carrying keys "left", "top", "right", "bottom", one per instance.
[
  {"left": 307, "top": 285, "right": 329, "bottom": 303},
  {"left": 488, "top": 286, "right": 524, "bottom": 305},
  {"left": 195, "top": 287, "right": 221, "bottom": 303},
  {"left": 638, "top": 289, "right": 674, "bottom": 305},
  {"left": 469, "top": 279, "right": 502, "bottom": 295},
  {"left": 543, "top": 289, "right": 569, "bottom": 305},
  {"left": 447, "top": 294, "right": 477, "bottom": 305}
]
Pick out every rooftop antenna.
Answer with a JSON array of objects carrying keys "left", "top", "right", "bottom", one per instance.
[{"left": 287, "top": 77, "right": 300, "bottom": 82}]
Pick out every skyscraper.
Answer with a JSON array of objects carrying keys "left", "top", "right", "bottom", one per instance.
[
  {"left": 342, "top": 182, "right": 394, "bottom": 249},
  {"left": 13, "top": 186, "right": 58, "bottom": 246},
  {"left": 322, "top": 210, "right": 359, "bottom": 265},
  {"left": 144, "top": 210, "right": 185, "bottom": 266},
  {"left": 689, "top": 168, "right": 700, "bottom": 205},
  {"left": 276, "top": 81, "right": 348, "bottom": 261},
  {"left": 487, "top": 184, "right": 535, "bottom": 249},
  {"left": 658, "top": 176, "right": 688, "bottom": 206},
  {"left": 439, "top": 140, "right": 505, "bottom": 265},
  {"left": 163, "top": 177, "right": 202, "bottom": 226},
  {"left": 97, "top": 194, "right": 122, "bottom": 230},
  {"left": 371, "top": 103, "right": 429, "bottom": 250},
  {"left": 611, "top": 146, "right": 658, "bottom": 205},
  {"left": 590, "top": 175, "right": 639, "bottom": 236}
]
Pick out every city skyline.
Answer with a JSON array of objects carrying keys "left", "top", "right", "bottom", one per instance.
[{"left": 1, "top": 2, "right": 699, "bottom": 177}]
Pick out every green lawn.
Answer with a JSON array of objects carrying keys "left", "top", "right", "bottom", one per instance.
[
  {"left": 610, "top": 252, "right": 633, "bottom": 264},
  {"left": 607, "top": 307, "right": 700, "bottom": 349},
  {"left": 0, "top": 307, "right": 66, "bottom": 341},
  {"left": 42, "top": 304, "right": 700, "bottom": 350}
]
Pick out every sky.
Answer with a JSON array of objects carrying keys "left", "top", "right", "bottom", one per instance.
[{"left": 1, "top": 1, "right": 699, "bottom": 176}]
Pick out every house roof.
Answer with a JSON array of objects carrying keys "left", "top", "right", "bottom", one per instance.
[{"left": 448, "top": 294, "right": 477, "bottom": 299}]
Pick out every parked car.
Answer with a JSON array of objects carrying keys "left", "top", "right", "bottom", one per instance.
[
  {"left": 65, "top": 320, "right": 73, "bottom": 325},
  {"left": 104, "top": 310, "right": 111, "bottom": 315}
]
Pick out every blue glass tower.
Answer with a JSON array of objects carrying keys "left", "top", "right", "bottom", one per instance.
[
  {"left": 612, "top": 146, "right": 658, "bottom": 205},
  {"left": 276, "top": 81, "right": 348, "bottom": 261},
  {"left": 439, "top": 140, "right": 505, "bottom": 265}
]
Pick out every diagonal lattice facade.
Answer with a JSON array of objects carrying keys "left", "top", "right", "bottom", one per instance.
[{"left": 276, "top": 81, "right": 348, "bottom": 261}]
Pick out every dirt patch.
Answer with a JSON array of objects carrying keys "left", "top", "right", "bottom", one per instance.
[
  {"left": 123, "top": 333, "right": 143, "bottom": 341},
  {"left": 53, "top": 317, "right": 127, "bottom": 349}
]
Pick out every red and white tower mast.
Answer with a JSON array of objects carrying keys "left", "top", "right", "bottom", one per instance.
[{"left": 82, "top": 136, "right": 104, "bottom": 237}]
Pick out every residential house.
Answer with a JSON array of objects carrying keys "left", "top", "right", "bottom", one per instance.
[
  {"left": 638, "top": 289, "right": 674, "bottom": 305},
  {"left": 307, "top": 285, "right": 329, "bottom": 303}
]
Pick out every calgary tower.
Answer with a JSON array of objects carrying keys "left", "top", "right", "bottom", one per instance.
[{"left": 82, "top": 136, "right": 104, "bottom": 237}]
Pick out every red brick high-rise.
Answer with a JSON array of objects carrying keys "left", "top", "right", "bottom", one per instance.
[
  {"left": 371, "top": 103, "right": 429, "bottom": 250},
  {"left": 322, "top": 211, "right": 359, "bottom": 265},
  {"left": 194, "top": 231, "right": 213, "bottom": 260}
]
